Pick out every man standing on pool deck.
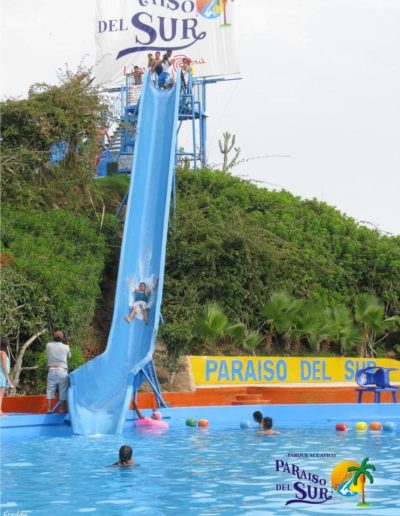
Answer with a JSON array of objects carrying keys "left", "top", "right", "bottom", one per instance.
[{"left": 46, "top": 331, "right": 71, "bottom": 413}]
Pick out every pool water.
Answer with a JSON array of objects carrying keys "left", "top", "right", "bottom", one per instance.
[{"left": 1, "top": 426, "right": 399, "bottom": 515}]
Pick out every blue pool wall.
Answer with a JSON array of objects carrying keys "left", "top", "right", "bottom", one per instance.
[{"left": 1, "top": 403, "right": 399, "bottom": 440}]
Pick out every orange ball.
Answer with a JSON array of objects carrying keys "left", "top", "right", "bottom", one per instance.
[
  {"left": 198, "top": 419, "right": 209, "bottom": 428},
  {"left": 369, "top": 421, "right": 382, "bottom": 431}
]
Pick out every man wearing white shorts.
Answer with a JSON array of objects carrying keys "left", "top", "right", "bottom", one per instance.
[{"left": 46, "top": 331, "right": 71, "bottom": 413}]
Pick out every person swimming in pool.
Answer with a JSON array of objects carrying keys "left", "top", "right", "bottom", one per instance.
[
  {"left": 112, "top": 445, "right": 134, "bottom": 467},
  {"left": 151, "top": 408, "right": 162, "bottom": 420},
  {"left": 253, "top": 411, "right": 263, "bottom": 428},
  {"left": 125, "top": 279, "right": 158, "bottom": 324},
  {"left": 257, "top": 417, "right": 280, "bottom": 436}
]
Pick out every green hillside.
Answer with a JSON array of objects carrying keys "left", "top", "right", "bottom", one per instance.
[
  {"left": 1, "top": 70, "right": 399, "bottom": 392},
  {"left": 160, "top": 169, "right": 400, "bottom": 362}
]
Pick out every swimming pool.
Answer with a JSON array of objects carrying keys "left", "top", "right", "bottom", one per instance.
[{"left": 2, "top": 417, "right": 399, "bottom": 515}]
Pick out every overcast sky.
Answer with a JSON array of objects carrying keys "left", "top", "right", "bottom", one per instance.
[{"left": 1, "top": 0, "right": 399, "bottom": 234}]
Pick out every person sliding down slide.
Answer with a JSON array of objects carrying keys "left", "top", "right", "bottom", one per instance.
[{"left": 125, "top": 278, "right": 158, "bottom": 324}]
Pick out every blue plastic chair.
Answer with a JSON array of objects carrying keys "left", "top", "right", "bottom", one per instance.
[{"left": 355, "top": 367, "right": 399, "bottom": 403}]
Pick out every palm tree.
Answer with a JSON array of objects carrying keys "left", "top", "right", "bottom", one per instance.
[
  {"left": 262, "top": 292, "right": 298, "bottom": 353},
  {"left": 194, "top": 303, "right": 260, "bottom": 354},
  {"left": 354, "top": 294, "right": 399, "bottom": 357},
  {"left": 311, "top": 304, "right": 361, "bottom": 355},
  {"left": 241, "top": 331, "right": 261, "bottom": 355},
  {"left": 224, "top": 321, "right": 246, "bottom": 341},
  {"left": 224, "top": 322, "right": 261, "bottom": 355},
  {"left": 287, "top": 300, "right": 322, "bottom": 354},
  {"left": 347, "top": 457, "right": 376, "bottom": 507},
  {"left": 308, "top": 306, "right": 338, "bottom": 354},
  {"left": 194, "top": 302, "right": 228, "bottom": 347},
  {"left": 265, "top": 296, "right": 325, "bottom": 355},
  {"left": 340, "top": 324, "right": 362, "bottom": 355}
]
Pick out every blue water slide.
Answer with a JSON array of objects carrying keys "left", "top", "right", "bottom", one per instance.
[{"left": 68, "top": 71, "right": 181, "bottom": 435}]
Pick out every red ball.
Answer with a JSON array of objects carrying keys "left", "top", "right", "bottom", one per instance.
[{"left": 336, "top": 423, "right": 348, "bottom": 431}]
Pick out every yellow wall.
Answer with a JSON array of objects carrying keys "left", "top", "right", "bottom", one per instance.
[{"left": 188, "top": 356, "right": 400, "bottom": 386}]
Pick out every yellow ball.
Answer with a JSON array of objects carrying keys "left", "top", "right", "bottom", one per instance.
[{"left": 356, "top": 421, "right": 368, "bottom": 431}]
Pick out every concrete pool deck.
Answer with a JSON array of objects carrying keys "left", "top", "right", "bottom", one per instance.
[{"left": 2, "top": 384, "right": 399, "bottom": 415}]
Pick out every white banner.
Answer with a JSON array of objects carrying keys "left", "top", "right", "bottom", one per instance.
[{"left": 95, "top": 0, "right": 239, "bottom": 87}]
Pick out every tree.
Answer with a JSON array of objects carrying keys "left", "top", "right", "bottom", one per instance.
[
  {"left": 241, "top": 330, "right": 262, "bottom": 355},
  {"left": 9, "top": 330, "right": 46, "bottom": 394},
  {"left": 1, "top": 65, "right": 107, "bottom": 208},
  {"left": 262, "top": 292, "right": 301, "bottom": 353},
  {"left": 347, "top": 458, "right": 375, "bottom": 507},
  {"left": 155, "top": 321, "right": 194, "bottom": 383},
  {"left": 225, "top": 323, "right": 261, "bottom": 355},
  {"left": 194, "top": 302, "right": 228, "bottom": 346},
  {"left": 262, "top": 292, "right": 294, "bottom": 332},
  {"left": 194, "top": 302, "right": 261, "bottom": 355},
  {"left": 310, "top": 304, "right": 361, "bottom": 355},
  {"left": 286, "top": 301, "right": 322, "bottom": 354},
  {"left": 0, "top": 266, "right": 48, "bottom": 391},
  {"left": 0, "top": 208, "right": 117, "bottom": 392},
  {"left": 354, "top": 294, "right": 399, "bottom": 357}
]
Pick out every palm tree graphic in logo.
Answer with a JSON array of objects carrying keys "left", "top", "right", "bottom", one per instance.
[
  {"left": 347, "top": 457, "right": 376, "bottom": 507},
  {"left": 196, "top": 0, "right": 234, "bottom": 27}
]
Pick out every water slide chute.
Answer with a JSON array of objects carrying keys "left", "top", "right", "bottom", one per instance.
[{"left": 68, "top": 71, "right": 181, "bottom": 435}]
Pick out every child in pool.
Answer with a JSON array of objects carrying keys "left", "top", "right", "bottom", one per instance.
[
  {"left": 253, "top": 411, "right": 263, "bottom": 428},
  {"left": 257, "top": 417, "right": 280, "bottom": 435},
  {"left": 112, "top": 445, "right": 134, "bottom": 467},
  {"left": 151, "top": 409, "right": 162, "bottom": 420}
]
